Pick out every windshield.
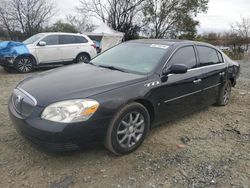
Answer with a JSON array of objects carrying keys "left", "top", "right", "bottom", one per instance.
[
  {"left": 23, "top": 34, "right": 45, "bottom": 45},
  {"left": 91, "top": 43, "right": 168, "bottom": 74}
]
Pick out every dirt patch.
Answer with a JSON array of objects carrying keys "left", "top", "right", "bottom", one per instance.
[{"left": 0, "top": 63, "right": 249, "bottom": 188}]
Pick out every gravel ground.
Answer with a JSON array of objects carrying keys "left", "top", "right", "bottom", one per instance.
[{"left": 0, "top": 62, "right": 249, "bottom": 188}]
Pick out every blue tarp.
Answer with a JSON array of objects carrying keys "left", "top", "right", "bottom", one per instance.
[{"left": 0, "top": 41, "right": 29, "bottom": 57}]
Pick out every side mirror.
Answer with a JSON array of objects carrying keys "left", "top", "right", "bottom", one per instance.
[
  {"left": 38, "top": 41, "right": 46, "bottom": 46},
  {"left": 163, "top": 64, "right": 188, "bottom": 75}
]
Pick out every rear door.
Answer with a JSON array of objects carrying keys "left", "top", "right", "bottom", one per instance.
[
  {"left": 35, "top": 35, "right": 62, "bottom": 63},
  {"left": 74, "top": 35, "right": 91, "bottom": 55},
  {"left": 196, "top": 45, "right": 227, "bottom": 106},
  {"left": 59, "top": 35, "right": 78, "bottom": 62},
  {"left": 153, "top": 45, "right": 204, "bottom": 123}
]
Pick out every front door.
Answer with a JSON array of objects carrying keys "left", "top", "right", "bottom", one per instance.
[
  {"left": 152, "top": 45, "right": 204, "bottom": 124},
  {"left": 59, "top": 35, "right": 77, "bottom": 62},
  {"left": 36, "top": 35, "right": 62, "bottom": 64}
]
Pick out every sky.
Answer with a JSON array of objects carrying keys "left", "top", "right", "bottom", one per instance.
[{"left": 53, "top": 0, "right": 250, "bottom": 34}]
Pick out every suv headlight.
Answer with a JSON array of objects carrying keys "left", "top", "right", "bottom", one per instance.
[{"left": 41, "top": 99, "right": 99, "bottom": 123}]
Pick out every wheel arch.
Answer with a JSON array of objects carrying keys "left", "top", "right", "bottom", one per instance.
[
  {"left": 75, "top": 52, "right": 91, "bottom": 62},
  {"left": 133, "top": 98, "right": 155, "bottom": 127},
  {"left": 15, "top": 54, "right": 38, "bottom": 65},
  {"left": 114, "top": 98, "right": 155, "bottom": 128},
  {"left": 229, "top": 77, "right": 236, "bottom": 87}
]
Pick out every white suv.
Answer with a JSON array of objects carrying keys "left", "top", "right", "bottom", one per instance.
[{"left": 0, "top": 32, "right": 97, "bottom": 73}]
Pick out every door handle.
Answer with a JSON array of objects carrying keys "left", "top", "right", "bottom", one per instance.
[
  {"left": 193, "top": 79, "right": 202, "bottom": 84},
  {"left": 219, "top": 72, "right": 225, "bottom": 76}
]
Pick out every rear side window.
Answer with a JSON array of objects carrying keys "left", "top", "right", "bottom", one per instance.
[
  {"left": 169, "top": 46, "right": 197, "bottom": 69},
  {"left": 59, "top": 35, "right": 76, "bottom": 44},
  {"left": 197, "top": 46, "right": 220, "bottom": 66},
  {"left": 75, "top": 36, "right": 88, "bottom": 43},
  {"left": 42, "top": 35, "right": 59, "bottom": 45}
]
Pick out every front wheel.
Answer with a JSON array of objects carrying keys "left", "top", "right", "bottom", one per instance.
[
  {"left": 105, "top": 103, "right": 150, "bottom": 155},
  {"left": 14, "top": 57, "right": 34, "bottom": 73},
  {"left": 216, "top": 80, "right": 232, "bottom": 106}
]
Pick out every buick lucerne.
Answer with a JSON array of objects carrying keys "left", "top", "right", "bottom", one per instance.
[{"left": 8, "top": 40, "right": 240, "bottom": 155}]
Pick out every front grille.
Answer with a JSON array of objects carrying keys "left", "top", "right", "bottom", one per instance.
[{"left": 12, "top": 88, "right": 37, "bottom": 117}]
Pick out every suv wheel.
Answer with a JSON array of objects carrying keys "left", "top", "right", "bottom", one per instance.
[
  {"left": 105, "top": 103, "right": 150, "bottom": 155},
  {"left": 216, "top": 80, "right": 232, "bottom": 106},
  {"left": 76, "top": 54, "right": 90, "bottom": 64},
  {"left": 14, "top": 57, "right": 34, "bottom": 73}
]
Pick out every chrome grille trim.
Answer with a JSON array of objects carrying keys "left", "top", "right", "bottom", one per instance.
[{"left": 17, "top": 87, "right": 37, "bottom": 106}]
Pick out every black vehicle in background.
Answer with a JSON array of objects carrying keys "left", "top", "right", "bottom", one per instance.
[{"left": 8, "top": 40, "right": 240, "bottom": 155}]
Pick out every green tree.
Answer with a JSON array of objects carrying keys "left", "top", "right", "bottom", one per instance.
[
  {"left": 142, "top": 0, "right": 209, "bottom": 39},
  {"left": 45, "top": 21, "right": 79, "bottom": 33}
]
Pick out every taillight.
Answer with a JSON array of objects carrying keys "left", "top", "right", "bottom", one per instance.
[{"left": 91, "top": 44, "right": 96, "bottom": 49}]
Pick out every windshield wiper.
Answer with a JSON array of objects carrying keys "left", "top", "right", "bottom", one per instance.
[{"left": 97, "top": 65, "right": 128, "bottom": 73}]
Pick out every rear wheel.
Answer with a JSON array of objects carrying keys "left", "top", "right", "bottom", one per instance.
[
  {"left": 216, "top": 80, "right": 232, "bottom": 106},
  {"left": 76, "top": 53, "right": 90, "bottom": 64},
  {"left": 14, "top": 57, "right": 34, "bottom": 73},
  {"left": 105, "top": 103, "right": 150, "bottom": 155}
]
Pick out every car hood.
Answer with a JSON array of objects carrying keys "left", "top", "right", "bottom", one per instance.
[
  {"left": 0, "top": 41, "right": 29, "bottom": 57},
  {"left": 17, "top": 64, "right": 147, "bottom": 106}
]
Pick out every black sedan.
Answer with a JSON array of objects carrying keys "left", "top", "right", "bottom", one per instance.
[{"left": 8, "top": 40, "right": 240, "bottom": 155}]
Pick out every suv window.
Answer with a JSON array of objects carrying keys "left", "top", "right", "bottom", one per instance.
[
  {"left": 197, "top": 46, "right": 220, "bottom": 66},
  {"left": 75, "top": 36, "right": 88, "bottom": 43},
  {"left": 59, "top": 35, "right": 76, "bottom": 45},
  {"left": 42, "top": 35, "right": 59, "bottom": 45},
  {"left": 169, "top": 46, "right": 197, "bottom": 69}
]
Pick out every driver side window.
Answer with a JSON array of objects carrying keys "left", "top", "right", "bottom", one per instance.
[
  {"left": 41, "top": 35, "right": 59, "bottom": 45},
  {"left": 169, "top": 46, "right": 197, "bottom": 69}
]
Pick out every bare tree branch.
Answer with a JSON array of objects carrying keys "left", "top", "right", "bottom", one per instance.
[{"left": 0, "top": 0, "right": 55, "bottom": 38}]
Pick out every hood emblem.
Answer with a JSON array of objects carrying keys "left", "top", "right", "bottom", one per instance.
[{"left": 14, "top": 95, "right": 23, "bottom": 107}]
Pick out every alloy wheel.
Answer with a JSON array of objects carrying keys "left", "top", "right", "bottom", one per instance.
[
  {"left": 116, "top": 112, "right": 145, "bottom": 149},
  {"left": 77, "top": 55, "right": 89, "bottom": 63},
  {"left": 16, "top": 58, "right": 33, "bottom": 73},
  {"left": 223, "top": 83, "right": 231, "bottom": 105}
]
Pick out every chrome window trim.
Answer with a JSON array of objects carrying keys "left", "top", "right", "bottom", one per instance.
[
  {"left": 167, "top": 63, "right": 226, "bottom": 77},
  {"left": 187, "top": 62, "right": 226, "bottom": 72},
  {"left": 17, "top": 87, "right": 37, "bottom": 106}
]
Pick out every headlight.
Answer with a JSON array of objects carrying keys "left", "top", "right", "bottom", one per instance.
[{"left": 41, "top": 99, "right": 99, "bottom": 123}]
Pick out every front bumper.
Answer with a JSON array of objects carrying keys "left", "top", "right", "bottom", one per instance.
[
  {"left": 8, "top": 100, "right": 111, "bottom": 152},
  {"left": 0, "top": 57, "right": 14, "bottom": 67}
]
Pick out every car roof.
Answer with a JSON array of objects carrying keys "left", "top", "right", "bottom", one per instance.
[
  {"left": 127, "top": 39, "right": 216, "bottom": 48},
  {"left": 39, "top": 32, "right": 86, "bottom": 36}
]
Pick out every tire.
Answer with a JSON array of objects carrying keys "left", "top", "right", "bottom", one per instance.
[
  {"left": 76, "top": 53, "right": 90, "bottom": 64},
  {"left": 216, "top": 80, "right": 232, "bottom": 106},
  {"left": 105, "top": 102, "right": 150, "bottom": 155},
  {"left": 14, "top": 56, "right": 34, "bottom": 73}
]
